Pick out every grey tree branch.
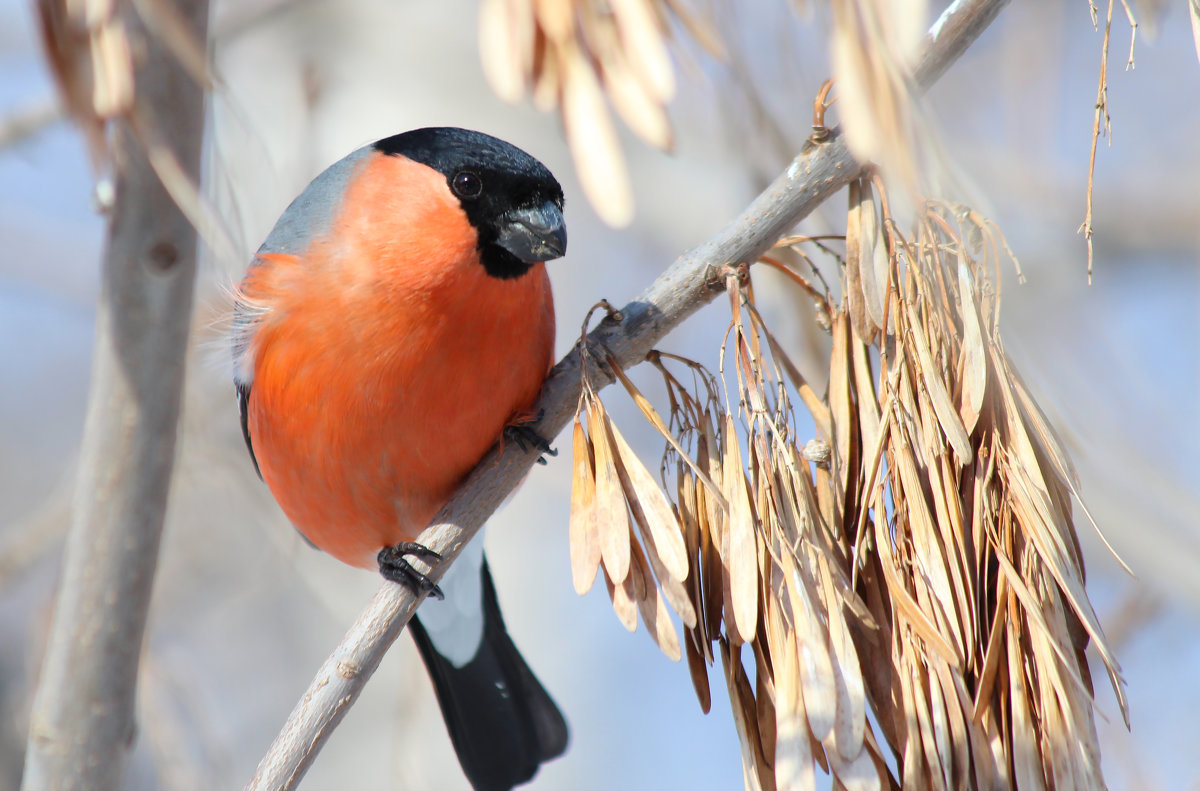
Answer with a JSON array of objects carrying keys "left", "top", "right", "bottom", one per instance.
[
  {"left": 20, "top": 2, "right": 210, "bottom": 791},
  {"left": 244, "top": 1, "right": 1009, "bottom": 789}
]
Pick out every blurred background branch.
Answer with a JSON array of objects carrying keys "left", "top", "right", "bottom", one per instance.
[
  {"left": 20, "top": 1, "right": 209, "bottom": 790},
  {"left": 0, "top": 96, "right": 60, "bottom": 151}
]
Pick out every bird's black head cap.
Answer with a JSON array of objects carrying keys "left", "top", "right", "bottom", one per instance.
[{"left": 374, "top": 127, "right": 566, "bottom": 279}]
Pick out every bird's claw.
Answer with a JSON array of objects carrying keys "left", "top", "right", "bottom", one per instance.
[
  {"left": 378, "top": 542, "right": 444, "bottom": 600},
  {"left": 503, "top": 415, "right": 557, "bottom": 465}
]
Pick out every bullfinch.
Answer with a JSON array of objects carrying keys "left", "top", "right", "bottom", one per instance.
[{"left": 232, "top": 127, "right": 569, "bottom": 791}]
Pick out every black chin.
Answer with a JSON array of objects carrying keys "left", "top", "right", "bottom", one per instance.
[{"left": 480, "top": 246, "right": 537, "bottom": 280}]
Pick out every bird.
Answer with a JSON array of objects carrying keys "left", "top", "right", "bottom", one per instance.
[{"left": 231, "top": 127, "right": 569, "bottom": 791}]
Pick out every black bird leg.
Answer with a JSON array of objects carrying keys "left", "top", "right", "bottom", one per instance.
[
  {"left": 378, "top": 542, "right": 444, "bottom": 600},
  {"left": 503, "top": 409, "right": 557, "bottom": 465}
]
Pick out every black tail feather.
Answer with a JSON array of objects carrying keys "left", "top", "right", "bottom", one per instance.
[{"left": 409, "top": 560, "right": 567, "bottom": 791}]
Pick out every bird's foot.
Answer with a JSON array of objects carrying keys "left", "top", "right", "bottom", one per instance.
[
  {"left": 378, "top": 542, "right": 444, "bottom": 600},
  {"left": 503, "top": 409, "right": 557, "bottom": 465}
]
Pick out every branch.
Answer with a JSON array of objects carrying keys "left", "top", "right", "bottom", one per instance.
[
  {"left": 0, "top": 96, "right": 61, "bottom": 151},
  {"left": 0, "top": 472, "right": 71, "bottom": 590},
  {"left": 244, "top": 2, "right": 1010, "bottom": 788},
  {"left": 20, "top": 2, "right": 210, "bottom": 791}
]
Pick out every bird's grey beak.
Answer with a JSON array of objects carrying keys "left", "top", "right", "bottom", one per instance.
[{"left": 496, "top": 200, "right": 567, "bottom": 263}]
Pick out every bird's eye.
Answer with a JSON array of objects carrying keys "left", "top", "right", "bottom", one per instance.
[{"left": 451, "top": 171, "right": 483, "bottom": 199}]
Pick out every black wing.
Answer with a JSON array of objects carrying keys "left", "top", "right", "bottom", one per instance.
[{"left": 236, "top": 381, "right": 263, "bottom": 480}]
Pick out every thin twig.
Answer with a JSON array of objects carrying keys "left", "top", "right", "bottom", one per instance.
[
  {"left": 1119, "top": 0, "right": 1137, "bottom": 70},
  {"left": 0, "top": 471, "right": 72, "bottom": 590},
  {"left": 20, "top": 2, "right": 210, "bottom": 790},
  {"left": 758, "top": 255, "right": 829, "bottom": 307},
  {"left": 1081, "top": 0, "right": 1115, "bottom": 284},
  {"left": 0, "top": 96, "right": 62, "bottom": 150},
  {"left": 244, "top": 2, "right": 1011, "bottom": 788}
]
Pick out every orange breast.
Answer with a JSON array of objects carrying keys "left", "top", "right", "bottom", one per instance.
[{"left": 243, "top": 152, "right": 555, "bottom": 569}]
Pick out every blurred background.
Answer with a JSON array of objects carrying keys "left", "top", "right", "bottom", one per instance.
[{"left": 1, "top": 0, "right": 1197, "bottom": 789}]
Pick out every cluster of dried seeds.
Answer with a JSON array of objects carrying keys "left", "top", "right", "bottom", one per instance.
[
  {"left": 36, "top": 0, "right": 221, "bottom": 252},
  {"left": 478, "top": 0, "right": 722, "bottom": 226},
  {"left": 569, "top": 175, "right": 1126, "bottom": 790}
]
